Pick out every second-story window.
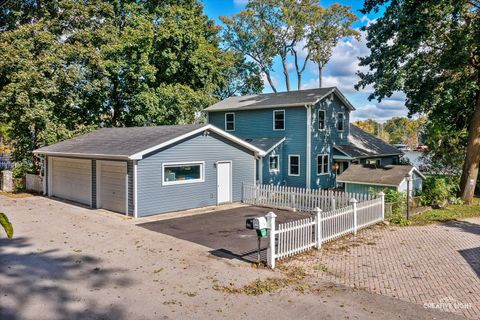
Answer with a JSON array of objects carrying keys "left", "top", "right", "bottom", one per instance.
[
  {"left": 318, "top": 110, "right": 325, "bottom": 130},
  {"left": 337, "top": 112, "right": 344, "bottom": 131},
  {"left": 288, "top": 155, "right": 300, "bottom": 176},
  {"left": 225, "top": 113, "right": 235, "bottom": 131},
  {"left": 273, "top": 110, "right": 285, "bottom": 130}
]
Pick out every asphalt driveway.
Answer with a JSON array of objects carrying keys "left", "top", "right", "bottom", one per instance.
[{"left": 139, "top": 206, "right": 310, "bottom": 263}]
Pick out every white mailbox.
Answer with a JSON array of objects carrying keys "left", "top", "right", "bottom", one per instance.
[{"left": 252, "top": 217, "right": 268, "bottom": 230}]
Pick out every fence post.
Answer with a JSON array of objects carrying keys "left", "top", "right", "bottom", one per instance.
[
  {"left": 266, "top": 211, "right": 277, "bottom": 269},
  {"left": 350, "top": 198, "right": 358, "bottom": 235},
  {"left": 331, "top": 196, "right": 336, "bottom": 211},
  {"left": 314, "top": 207, "right": 322, "bottom": 249},
  {"left": 379, "top": 192, "right": 385, "bottom": 220}
]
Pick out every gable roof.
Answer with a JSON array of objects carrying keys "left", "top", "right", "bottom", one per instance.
[
  {"left": 34, "top": 124, "right": 266, "bottom": 160},
  {"left": 334, "top": 124, "right": 402, "bottom": 159},
  {"left": 204, "top": 87, "right": 354, "bottom": 112},
  {"left": 241, "top": 137, "right": 286, "bottom": 154},
  {"left": 337, "top": 164, "right": 425, "bottom": 187}
]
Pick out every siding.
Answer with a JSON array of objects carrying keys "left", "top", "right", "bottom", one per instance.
[
  {"left": 137, "top": 131, "right": 255, "bottom": 217},
  {"left": 346, "top": 183, "right": 396, "bottom": 195},
  {"left": 209, "top": 107, "right": 307, "bottom": 187},
  {"left": 311, "top": 95, "right": 351, "bottom": 189},
  {"left": 262, "top": 143, "right": 284, "bottom": 185},
  {"left": 127, "top": 161, "right": 134, "bottom": 216}
]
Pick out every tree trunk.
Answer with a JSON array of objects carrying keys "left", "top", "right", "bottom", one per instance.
[
  {"left": 281, "top": 52, "right": 290, "bottom": 91},
  {"left": 264, "top": 70, "right": 277, "bottom": 93},
  {"left": 297, "top": 72, "right": 302, "bottom": 90},
  {"left": 459, "top": 90, "right": 480, "bottom": 204},
  {"left": 318, "top": 63, "right": 323, "bottom": 88}
]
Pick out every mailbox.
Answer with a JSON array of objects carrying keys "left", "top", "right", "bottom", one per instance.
[{"left": 246, "top": 216, "right": 269, "bottom": 238}]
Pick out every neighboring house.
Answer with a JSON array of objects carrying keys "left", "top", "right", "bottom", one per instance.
[
  {"left": 34, "top": 124, "right": 265, "bottom": 217},
  {"left": 205, "top": 87, "right": 402, "bottom": 189},
  {"left": 336, "top": 164, "right": 425, "bottom": 196}
]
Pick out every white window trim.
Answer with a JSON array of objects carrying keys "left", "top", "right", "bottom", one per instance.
[
  {"left": 288, "top": 154, "right": 300, "bottom": 176},
  {"left": 269, "top": 155, "right": 280, "bottom": 172},
  {"left": 317, "top": 154, "right": 330, "bottom": 175},
  {"left": 273, "top": 109, "right": 285, "bottom": 131},
  {"left": 318, "top": 110, "right": 326, "bottom": 131},
  {"left": 366, "top": 158, "right": 381, "bottom": 166},
  {"left": 337, "top": 112, "right": 345, "bottom": 132},
  {"left": 225, "top": 112, "right": 235, "bottom": 131},
  {"left": 162, "top": 161, "right": 205, "bottom": 186}
]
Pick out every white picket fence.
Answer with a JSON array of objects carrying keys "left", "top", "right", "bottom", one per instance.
[
  {"left": 243, "top": 183, "right": 373, "bottom": 213},
  {"left": 266, "top": 195, "right": 385, "bottom": 268}
]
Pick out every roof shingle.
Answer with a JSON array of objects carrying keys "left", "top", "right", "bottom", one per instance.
[{"left": 337, "top": 164, "right": 417, "bottom": 186}]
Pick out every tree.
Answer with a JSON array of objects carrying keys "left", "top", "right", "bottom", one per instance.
[
  {"left": 356, "top": 0, "right": 480, "bottom": 203},
  {"left": 307, "top": 4, "right": 360, "bottom": 88},
  {"left": 221, "top": 0, "right": 358, "bottom": 91},
  {"left": 353, "top": 119, "right": 390, "bottom": 141},
  {"left": 0, "top": 0, "right": 260, "bottom": 170}
]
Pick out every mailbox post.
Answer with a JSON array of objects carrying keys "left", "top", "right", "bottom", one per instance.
[{"left": 246, "top": 216, "right": 270, "bottom": 263}]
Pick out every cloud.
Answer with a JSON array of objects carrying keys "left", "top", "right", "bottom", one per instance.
[{"left": 351, "top": 102, "right": 409, "bottom": 121}]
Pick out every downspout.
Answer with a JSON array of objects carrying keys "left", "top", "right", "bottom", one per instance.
[
  {"left": 305, "top": 104, "right": 312, "bottom": 189},
  {"left": 258, "top": 155, "right": 263, "bottom": 185}
]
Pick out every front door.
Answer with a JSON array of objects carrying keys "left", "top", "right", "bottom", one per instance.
[{"left": 217, "top": 161, "right": 232, "bottom": 204}]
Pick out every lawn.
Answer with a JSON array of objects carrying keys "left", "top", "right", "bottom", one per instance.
[{"left": 409, "top": 197, "right": 480, "bottom": 225}]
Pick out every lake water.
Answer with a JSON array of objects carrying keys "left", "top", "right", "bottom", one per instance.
[{"left": 403, "top": 151, "right": 424, "bottom": 168}]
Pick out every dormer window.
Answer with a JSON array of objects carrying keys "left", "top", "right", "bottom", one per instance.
[
  {"left": 318, "top": 110, "right": 325, "bottom": 130},
  {"left": 337, "top": 112, "right": 344, "bottom": 131},
  {"left": 225, "top": 113, "right": 235, "bottom": 131},
  {"left": 273, "top": 110, "right": 285, "bottom": 130}
]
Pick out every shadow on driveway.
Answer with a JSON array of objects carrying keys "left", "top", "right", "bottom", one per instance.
[
  {"left": 138, "top": 206, "right": 310, "bottom": 263},
  {"left": 0, "top": 237, "right": 133, "bottom": 320}
]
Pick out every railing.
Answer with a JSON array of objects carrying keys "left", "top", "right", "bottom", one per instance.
[
  {"left": 266, "top": 194, "right": 385, "bottom": 269},
  {"left": 242, "top": 183, "right": 374, "bottom": 212},
  {"left": 276, "top": 216, "right": 316, "bottom": 259}
]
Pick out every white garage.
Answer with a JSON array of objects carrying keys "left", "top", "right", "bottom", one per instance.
[
  {"left": 97, "top": 160, "right": 127, "bottom": 214},
  {"left": 49, "top": 157, "right": 92, "bottom": 206}
]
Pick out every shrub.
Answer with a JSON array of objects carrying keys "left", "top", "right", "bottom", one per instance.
[
  {"left": 12, "top": 162, "right": 34, "bottom": 192},
  {"left": 420, "top": 176, "right": 458, "bottom": 206}
]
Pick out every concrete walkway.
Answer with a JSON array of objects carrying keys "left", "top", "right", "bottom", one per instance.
[{"left": 0, "top": 195, "right": 461, "bottom": 319}]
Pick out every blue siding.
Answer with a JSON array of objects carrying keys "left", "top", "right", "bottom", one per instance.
[
  {"left": 262, "top": 143, "right": 284, "bottom": 185},
  {"left": 346, "top": 183, "right": 395, "bottom": 195},
  {"left": 209, "top": 107, "right": 308, "bottom": 187},
  {"left": 136, "top": 132, "right": 255, "bottom": 217},
  {"left": 311, "top": 95, "right": 350, "bottom": 189}
]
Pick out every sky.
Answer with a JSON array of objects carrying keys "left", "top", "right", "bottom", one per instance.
[{"left": 202, "top": 0, "right": 407, "bottom": 122}]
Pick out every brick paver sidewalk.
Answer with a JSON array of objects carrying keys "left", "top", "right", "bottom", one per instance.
[{"left": 299, "top": 218, "right": 480, "bottom": 319}]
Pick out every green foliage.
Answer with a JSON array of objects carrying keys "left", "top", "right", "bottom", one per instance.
[
  {"left": 389, "top": 212, "right": 410, "bottom": 226},
  {"left": 0, "top": 0, "right": 261, "bottom": 171},
  {"left": 356, "top": 0, "right": 480, "bottom": 202},
  {"left": 0, "top": 212, "right": 13, "bottom": 239},
  {"left": 410, "top": 197, "right": 480, "bottom": 225},
  {"left": 384, "top": 189, "right": 406, "bottom": 203},
  {"left": 221, "top": 0, "right": 358, "bottom": 91},
  {"left": 420, "top": 176, "right": 459, "bottom": 206}
]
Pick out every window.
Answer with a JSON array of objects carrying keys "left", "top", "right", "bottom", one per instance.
[
  {"left": 162, "top": 162, "right": 204, "bottom": 186},
  {"left": 225, "top": 113, "right": 235, "bottom": 131},
  {"left": 366, "top": 158, "right": 381, "bottom": 166},
  {"left": 318, "top": 110, "right": 325, "bottom": 130},
  {"left": 337, "top": 112, "right": 344, "bottom": 131},
  {"left": 269, "top": 155, "right": 279, "bottom": 172},
  {"left": 288, "top": 155, "right": 300, "bottom": 176},
  {"left": 273, "top": 110, "right": 285, "bottom": 130},
  {"left": 317, "top": 154, "right": 329, "bottom": 175}
]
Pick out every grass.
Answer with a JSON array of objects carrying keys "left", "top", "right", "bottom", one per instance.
[
  {"left": 0, "top": 191, "right": 34, "bottom": 198},
  {"left": 409, "top": 197, "right": 480, "bottom": 225}
]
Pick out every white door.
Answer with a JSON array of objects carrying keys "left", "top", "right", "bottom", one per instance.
[
  {"left": 98, "top": 161, "right": 127, "bottom": 214},
  {"left": 51, "top": 157, "right": 91, "bottom": 206},
  {"left": 217, "top": 161, "right": 232, "bottom": 204}
]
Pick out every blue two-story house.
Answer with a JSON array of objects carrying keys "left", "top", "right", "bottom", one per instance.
[{"left": 205, "top": 87, "right": 402, "bottom": 189}]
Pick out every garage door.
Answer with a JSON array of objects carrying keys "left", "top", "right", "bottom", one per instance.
[
  {"left": 51, "top": 157, "right": 92, "bottom": 206},
  {"left": 98, "top": 161, "right": 127, "bottom": 214}
]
